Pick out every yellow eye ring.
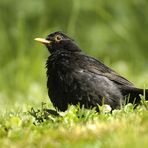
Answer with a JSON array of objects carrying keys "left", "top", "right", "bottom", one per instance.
[{"left": 55, "top": 35, "right": 62, "bottom": 42}]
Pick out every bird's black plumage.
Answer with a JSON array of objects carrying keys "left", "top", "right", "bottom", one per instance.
[{"left": 36, "top": 31, "right": 148, "bottom": 111}]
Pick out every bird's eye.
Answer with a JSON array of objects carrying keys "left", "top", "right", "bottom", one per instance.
[{"left": 55, "top": 35, "right": 62, "bottom": 42}]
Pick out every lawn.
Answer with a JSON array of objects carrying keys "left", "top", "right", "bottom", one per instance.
[{"left": 0, "top": 101, "right": 148, "bottom": 148}]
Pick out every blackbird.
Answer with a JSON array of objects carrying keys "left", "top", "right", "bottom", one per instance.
[{"left": 35, "top": 31, "right": 148, "bottom": 111}]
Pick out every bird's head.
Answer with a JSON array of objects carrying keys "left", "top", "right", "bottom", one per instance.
[{"left": 35, "top": 31, "right": 81, "bottom": 54}]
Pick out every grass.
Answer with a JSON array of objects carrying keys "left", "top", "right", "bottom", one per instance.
[{"left": 0, "top": 101, "right": 148, "bottom": 148}]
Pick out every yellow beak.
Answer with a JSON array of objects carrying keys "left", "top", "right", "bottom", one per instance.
[{"left": 34, "top": 38, "right": 51, "bottom": 44}]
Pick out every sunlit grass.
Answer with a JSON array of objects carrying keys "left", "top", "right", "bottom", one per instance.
[{"left": 0, "top": 103, "right": 148, "bottom": 148}]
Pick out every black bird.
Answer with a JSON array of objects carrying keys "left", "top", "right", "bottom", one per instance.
[{"left": 35, "top": 31, "right": 148, "bottom": 111}]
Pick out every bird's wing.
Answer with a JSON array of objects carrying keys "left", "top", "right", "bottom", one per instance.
[
  {"left": 81, "top": 55, "right": 134, "bottom": 87},
  {"left": 71, "top": 68, "right": 123, "bottom": 109}
]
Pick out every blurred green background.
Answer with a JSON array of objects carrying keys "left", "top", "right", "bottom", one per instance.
[{"left": 0, "top": 0, "right": 148, "bottom": 108}]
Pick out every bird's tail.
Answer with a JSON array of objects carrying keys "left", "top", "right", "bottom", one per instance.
[{"left": 122, "top": 87, "right": 148, "bottom": 105}]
